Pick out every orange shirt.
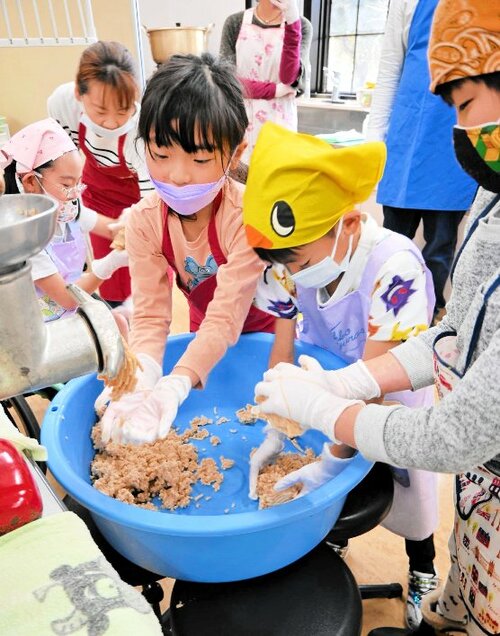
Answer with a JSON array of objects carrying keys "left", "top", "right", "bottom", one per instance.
[{"left": 126, "top": 178, "right": 265, "bottom": 386}]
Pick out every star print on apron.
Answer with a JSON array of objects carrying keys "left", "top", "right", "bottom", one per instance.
[
  {"left": 235, "top": 8, "right": 297, "bottom": 162},
  {"left": 433, "top": 195, "right": 500, "bottom": 634},
  {"left": 297, "top": 231, "right": 438, "bottom": 541}
]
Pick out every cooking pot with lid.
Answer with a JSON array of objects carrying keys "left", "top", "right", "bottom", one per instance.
[{"left": 144, "top": 23, "right": 214, "bottom": 64}]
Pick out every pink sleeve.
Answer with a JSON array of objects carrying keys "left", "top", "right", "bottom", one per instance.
[
  {"left": 280, "top": 19, "right": 302, "bottom": 85},
  {"left": 174, "top": 185, "right": 265, "bottom": 387},
  {"left": 126, "top": 197, "right": 172, "bottom": 366},
  {"left": 239, "top": 77, "right": 276, "bottom": 99}
]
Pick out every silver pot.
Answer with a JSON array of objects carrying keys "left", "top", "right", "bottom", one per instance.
[{"left": 144, "top": 23, "right": 214, "bottom": 65}]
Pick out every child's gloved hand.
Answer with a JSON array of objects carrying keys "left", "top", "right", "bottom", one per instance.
[
  {"left": 92, "top": 249, "right": 129, "bottom": 280},
  {"left": 254, "top": 373, "right": 364, "bottom": 443},
  {"left": 248, "top": 425, "right": 286, "bottom": 500},
  {"left": 94, "top": 353, "right": 162, "bottom": 417},
  {"left": 101, "top": 374, "right": 191, "bottom": 445},
  {"left": 270, "top": 0, "right": 300, "bottom": 24},
  {"left": 275, "top": 82, "right": 296, "bottom": 98},
  {"left": 274, "top": 443, "right": 356, "bottom": 497},
  {"left": 268, "top": 355, "right": 381, "bottom": 400}
]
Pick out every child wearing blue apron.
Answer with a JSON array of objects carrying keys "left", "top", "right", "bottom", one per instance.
[{"left": 244, "top": 122, "right": 440, "bottom": 628}]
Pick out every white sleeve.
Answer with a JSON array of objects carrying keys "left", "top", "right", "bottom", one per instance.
[
  {"left": 30, "top": 250, "right": 58, "bottom": 281},
  {"left": 253, "top": 265, "right": 299, "bottom": 319},
  {"left": 78, "top": 206, "right": 98, "bottom": 233},
  {"left": 365, "top": 0, "right": 411, "bottom": 141},
  {"left": 124, "top": 135, "right": 154, "bottom": 197},
  {"left": 368, "top": 249, "right": 431, "bottom": 342},
  {"left": 47, "top": 82, "right": 81, "bottom": 147}
]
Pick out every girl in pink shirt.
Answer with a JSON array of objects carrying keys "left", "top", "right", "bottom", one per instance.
[{"left": 98, "top": 53, "right": 275, "bottom": 445}]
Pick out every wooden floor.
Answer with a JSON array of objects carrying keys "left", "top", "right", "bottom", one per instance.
[{"left": 28, "top": 284, "right": 455, "bottom": 634}]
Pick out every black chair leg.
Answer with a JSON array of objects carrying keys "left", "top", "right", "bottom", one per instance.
[
  {"left": 360, "top": 583, "right": 403, "bottom": 600},
  {"left": 141, "top": 581, "right": 165, "bottom": 619}
]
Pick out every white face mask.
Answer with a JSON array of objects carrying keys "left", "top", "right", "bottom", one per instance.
[
  {"left": 291, "top": 218, "right": 353, "bottom": 289},
  {"left": 81, "top": 104, "right": 137, "bottom": 139}
]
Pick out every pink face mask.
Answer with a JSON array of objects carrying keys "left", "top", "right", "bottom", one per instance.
[
  {"left": 150, "top": 174, "right": 226, "bottom": 216},
  {"left": 149, "top": 152, "right": 235, "bottom": 216}
]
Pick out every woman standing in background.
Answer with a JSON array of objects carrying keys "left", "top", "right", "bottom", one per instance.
[
  {"left": 220, "top": 0, "right": 312, "bottom": 162},
  {"left": 47, "top": 40, "right": 153, "bottom": 312}
]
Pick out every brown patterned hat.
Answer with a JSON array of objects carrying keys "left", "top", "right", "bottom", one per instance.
[{"left": 428, "top": 0, "right": 500, "bottom": 93}]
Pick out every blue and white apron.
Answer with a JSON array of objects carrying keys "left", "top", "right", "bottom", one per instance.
[{"left": 376, "top": 0, "right": 476, "bottom": 210}]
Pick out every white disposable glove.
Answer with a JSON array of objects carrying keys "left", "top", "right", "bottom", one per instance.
[
  {"left": 254, "top": 374, "right": 364, "bottom": 443},
  {"left": 268, "top": 355, "right": 381, "bottom": 400},
  {"left": 249, "top": 425, "right": 286, "bottom": 500},
  {"left": 275, "top": 82, "right": 296, "bottom": 98},
  {"left": 101, "top": 374, "right": 191, "bottom": 445},
  {"left": 274, "top": 443, "right": 356, "bottom": 497},
  {"left": 270, "top": 0, "right": 300, "bottom": 24},
  {"left": 108, "top": 207, "right": 132, "bottom": 236},
  {"left": 92, "top": 249, "right": 129, "bottom": 280},
  {"left": 94, "top": 352, "right": 162, "bottom": 416}
]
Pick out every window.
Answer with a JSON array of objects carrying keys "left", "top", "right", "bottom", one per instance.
[
  {"left": 0, "top": 0, "right": 97, "bottom": 47},
  {"left": 327, "top": 0, "right": 389, "bottom": 94}
]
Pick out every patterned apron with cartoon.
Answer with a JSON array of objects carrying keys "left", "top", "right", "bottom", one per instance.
[
  {"left": 433, "top": 195, "right": 500, "bottom": 635},
  {"left": 79, "top": 123, "right": 140, "bottom": 303},
  {"left": 36, "top": 220, "right": 87, "bottom": 322},
  {"left": 297, "top": 231, "right": 439, "bottom": 541},
  {"left": 235, "top": 8, "right": 297, "bottom": 163},
  {"left": 161, "top": 193, "right": 275, "bottom": 334}
]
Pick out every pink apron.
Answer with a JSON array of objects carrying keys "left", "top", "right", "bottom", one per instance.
[
  {"left": 297, "top": 231, "right": 439, "bottom": 541},
  {"left": 235, "top": 8, "right": 297, "bottom": 162},
  {"left": 433, "top": 210, "right": 500, "bottom": 633},
  {"left": 36, "top": 218, "right": 87, "bottom": 322}
]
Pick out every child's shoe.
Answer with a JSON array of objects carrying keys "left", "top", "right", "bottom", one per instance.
[
  {"left": 420, "top": 588, "right": 468, "bottom": 633},
  {"left": 406, "top": 570, "right": 439, "bottom": 629}
]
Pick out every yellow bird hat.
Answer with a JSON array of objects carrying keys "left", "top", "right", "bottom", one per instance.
[{"left": 243, "top": 122, "right": 386, "bottom": 249}]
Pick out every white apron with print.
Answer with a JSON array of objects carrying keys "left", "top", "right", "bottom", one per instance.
[
  {"left": 433, "top": 278, "right": 500, "bottom": 634},
  {"left": 235, "top": 8, "right": 297, "bottom": 162}
]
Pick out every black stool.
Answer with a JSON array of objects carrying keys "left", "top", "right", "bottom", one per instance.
[
  {"left": 326, "top": 462, "right": 403, "bottom": 601},
  {"left": 167, "top": 542, "right": 361, "bottom": 636}
]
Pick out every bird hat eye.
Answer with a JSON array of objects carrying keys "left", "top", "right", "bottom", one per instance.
[{"left": 270, "top": 201, "right": 295, "bottom": 237}]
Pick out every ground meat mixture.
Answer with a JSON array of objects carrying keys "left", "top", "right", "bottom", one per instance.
[
  {"left": 91, "top": 420, "right": 225, "bottom": 510},
  {"left": 256, "top": 449, "right": 318, "bottom": 509}
]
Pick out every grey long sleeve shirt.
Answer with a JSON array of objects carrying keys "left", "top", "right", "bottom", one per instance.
[{"left": 355, "top": 188, "right": 500, "bottom": 476}]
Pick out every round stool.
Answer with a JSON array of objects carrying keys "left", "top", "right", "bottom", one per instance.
[{"left": 168, "top": 542, "right": 362, "bottom": 636}]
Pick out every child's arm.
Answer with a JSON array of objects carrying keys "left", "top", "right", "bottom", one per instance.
[
  {"left": 35, "top": 250, "right": 128, "bottom": 309},
  {"left": 126, "top": 197, "right": 173, "bottom": 367},
  {"left": 269, "top": 317, "right": 296, "bottom": 367},
  {"left": 35, "top": 271, "right": 105, "bottom": 309}
]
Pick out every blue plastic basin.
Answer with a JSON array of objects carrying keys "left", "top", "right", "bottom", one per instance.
[{"left": 41, "top": 333, "right": 372, "bottom": 582}]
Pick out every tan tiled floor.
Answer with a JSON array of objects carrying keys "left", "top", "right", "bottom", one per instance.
[{"left": 24, "top": 284, "right": 455, "bottom": 634}]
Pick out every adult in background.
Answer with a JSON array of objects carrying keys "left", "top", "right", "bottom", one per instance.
[
  {"left": 220, "top": 0, "right": 312, "bottom": 162},
  {"left": 366, "top": 0, "right": 477, "bottom": 322},
  {"left": 48, "top": 40, "right": 154, "bottom": 312}
]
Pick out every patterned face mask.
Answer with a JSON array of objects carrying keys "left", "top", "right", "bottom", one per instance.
[{"left": 453, "top": 121, "right": 500, "bottom": 193}]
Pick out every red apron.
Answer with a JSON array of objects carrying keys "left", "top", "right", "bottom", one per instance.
[
  {"left": 79, "top": 123, "right": 141, "bottom": 302},
  {"left": 161, "top": 193, "right": 275, "bottom": 334}
]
